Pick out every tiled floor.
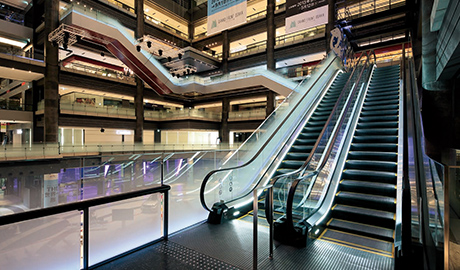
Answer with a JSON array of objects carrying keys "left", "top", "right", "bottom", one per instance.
[{"left": 94, "top": 219, "right": 394, "bottom": 270}]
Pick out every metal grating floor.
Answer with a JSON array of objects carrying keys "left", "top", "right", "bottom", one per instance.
[{"left": 94, "top": 219, "right": 394, "bottom": 270}]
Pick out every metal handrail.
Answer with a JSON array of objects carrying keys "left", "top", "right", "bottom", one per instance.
[
  {"left": 199, "top": 54, "right": 338, "bottom": 212},
  {"left": 284, "top": 50, "right": 374, "bottom": 228},
  {"left": 0, "top": 185, "right": 170, "bottom": 227}
]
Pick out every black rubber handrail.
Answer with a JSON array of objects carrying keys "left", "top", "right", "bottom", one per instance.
[
  {"left": 200, "top": 54, "right": 338, "bottom": 212},
  {"left": 284, "top": 50, "right": 374, "bottom": 229},
  {"left": 0, "top": 185, "right": 171, "bottom": 227}
]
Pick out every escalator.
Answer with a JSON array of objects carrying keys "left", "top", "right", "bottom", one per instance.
[
  {"left": 319, "top": 65, "right": 401, "bottom": 257},
  {"left": 56, "top": 3, "right": 298, "bottom": 97}
]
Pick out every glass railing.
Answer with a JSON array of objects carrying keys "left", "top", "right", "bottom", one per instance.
[
  {"left": 283, "top": 52, "right": 374, "bottom": 224},
  {"left": 39, "top": 99, "right": 271, "bottom": 122},
  {"left": 97, "top": 0, "right": 189, "bottom": 38},
  {"left": 229, "top": 26, "right": 325, "bottom": 59},
  {"left": 0, "top": 179, "right": 169, "bottom": 269},
  {"left": 200, "top": 51, "right": 342, "bottom": 212},
  {"left": 0, "top": 143, "right": 241, "bottom": 161},
  {"left": 336, "top": 0, "right": 405, "bottom": 21},
  {"left": 228, "top": 109, "right": 266, "bottom": 121},
  {"left": 0, "top": 150, "right": 227, "bottom": 233},
  {"left": 0, "top": 101, "right": 33, "bottom": 111},
  {"left": 0, "top": 6, "right": 24, "bottom": 25},
  {"left": 407, "top": 54, "right": 444, "bottom": 247},
  {"left": 61, "top": 62, "right": 136, "bottom": 83}
]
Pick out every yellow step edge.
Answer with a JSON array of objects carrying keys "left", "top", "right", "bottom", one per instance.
[
  {"left": 335, "top": 204, "right": 394, "bottom": 214},
  {"left": 318, "top": 238, "right": 394, "bottom": 258},
  {"left": 330, "top": 218, "right": 395, "bottom": 232},
  {"left": 321, "top": 236, "right": 393, "bottom": 255},
  {"left": 326, "top": 229, "right": 394, "bottom": 244}
]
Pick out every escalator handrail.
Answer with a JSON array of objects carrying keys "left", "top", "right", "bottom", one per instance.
[
  {"left": 265, "top": 50, "right": 370, "bottom": 199},
  {"left": 284, "top": 51, "right": 374, "bottom": 228},
  {"left": 200, "top": 53, "right": 339, "bottom": 212}
]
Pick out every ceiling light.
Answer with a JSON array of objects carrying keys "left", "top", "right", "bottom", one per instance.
[
  {"left": 0, "top": 37, "right": 27, "bottom": 48},
  {"left": 145, "top": 8, "right": 149, "bottom": 12}
]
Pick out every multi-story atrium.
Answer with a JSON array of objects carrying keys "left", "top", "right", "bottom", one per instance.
[{"left": 0, "top": 0, "right": 459, "bottom": 269}]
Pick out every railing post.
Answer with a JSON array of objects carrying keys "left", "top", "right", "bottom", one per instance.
[
  {"left": 83, "top": 207, "right": 89, "bottom": 270},
  {"left": 163, "top": 191, "right": 169, "bottom": 241},
  {"left": 160, "top": 154, "right": 164, "bottom": 186},
  {"left": 253, "top": 188, "right": 258, "bottom": 270},
  {"left": 268, "top": 185, "right": 274, "bottom": 259}
]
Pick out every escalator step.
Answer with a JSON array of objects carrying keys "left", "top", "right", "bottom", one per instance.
[
  {"left": 290, "top": 144, "right": 314, "bottom": 151},
  {"left": 357, "top": 122, "right": 398, "bottom": 129},
  {"left": 309, "top": 115, "right": 329, "bottom": 121},
  {"left": 339, "top": 179, "right": 396, "bottom": 197},
  {"left": 298, "top": 132, "right": 320, "bottom": 139},
  {"left": 342, "top": 169, "right": 396, "bottom": 183},
  {"left": 285, "top": 152, "right": 309, "bottom": 160},
  {"left": 354, "top": 128, "right": 398, "bottom": 136},
  {"left": 280, "top": 160, "right": 304, "bottom": 168},
  {"left": 335, "top": 191, "right": 396, "bottom": 212},
  {"left": 331, "top": 204, "right": 395, "bottom": 228},
  {"left": 349, "top": 142, "right": 397, "bottom": 152},
  {"left": 366, "top": 90, "right": 399, "bottom": 98},
  {"left": 352, "top": 135, "right": 398, "bottom": 143},
  {"left": 348, "top": 151, "right": 397, "bottom": 162},
  {"left": 361, "top": 104, "right": 399, "bottom": 111},
  {"left": 307, "top": 120, "right": 328, "bottom": 126},
  {"left": 360, "top": 109, "right": 398, "bottom": 116},
  {"left": 274, "top": 168, "right": 295, "bottom": 176},
  {"left": 359, "top": 115, "right": 398, "bottom": 122},
  {"left": 365, "top": 94, "right": 399, "bottom": 103},
  {"left": 345, "top": 159, "right": 397, "bottom": 172},
  {"left": 303, "top": 126, "right": 323, "bottom": 132},
  {"left": 327, "top": 218, "right": 394, "bottom": 242},
  {"left": 363, "top": 99, "right": 399, "bottom": 107},
  {"left": 319, "top": 229, "right": 394, "bottom": 257}
]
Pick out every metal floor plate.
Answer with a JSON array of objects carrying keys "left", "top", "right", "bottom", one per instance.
[{"left": 94, "top": 219, "right": 394, "bottom": 270}]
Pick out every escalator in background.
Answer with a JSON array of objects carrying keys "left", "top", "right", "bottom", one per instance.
[{"left": 320, "top": 65, "right": 401, "bottom": 258}]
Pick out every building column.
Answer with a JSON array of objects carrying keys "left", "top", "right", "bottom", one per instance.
[
  {"left": 220, "top": 98, "right": 230, "bottom": 143},
  {"left": 326, "top": 0, "right": 336, "bottom": 52},
  {"left": 44, "top": 0, "right": 59, "bottom": 143},
  {"left": 266, "top": 91, "right": 276, "bottom": 116},
  {"left": 134, "top": 0, "right": 145, "bottom": 143},
  {"left": 266, "top": 0, "right": 276, "bottom": 71},
  {"left": 222, "top": 30, "right": 229, "bottom": 74}
]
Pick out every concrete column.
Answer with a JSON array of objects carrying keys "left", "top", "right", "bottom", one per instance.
[
  {"left": 326, "top": 0, "right": 336, "bottom": 52},
  {"left": 32, "top": 80, "right": 43, "bottom": 142},
  {"left": 134, "top": 0, "right": 144, "bottom": 143},
  {"left": 266, "top": 0, "right": 276, "bottom": 71},
  {"left": 222, "top": 30, "right": 229, "bottom": 74},
  {"left": 266, "top": 91, "right": 276, "bottom": 116},
  {"left": 44, "top": 0, "right": 60, "bottom": 143},
  {"left": 188, "top": 7, "right": 194, "bottom": 44},
  {"left": 220, "top": 98, "right": 230, "bottom": 143}
]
